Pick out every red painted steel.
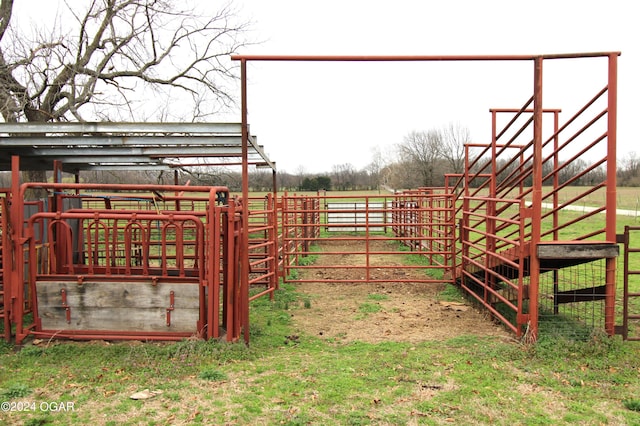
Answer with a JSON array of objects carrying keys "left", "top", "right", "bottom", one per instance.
[
  {"left": 605, "top": 53, "right": 619, "bottom": 336},
  {"left": 0, "top": 191, "right": 9, "bottom": 341},
  {"left": 231, "top": 52, "right": 621, "bottom": 342},
  {"left": 621, "top": 226, "right": 640, "bottom": 341},
  {"left": 246, "top": 194, "right": 279, "bottom": 301},
  {"left": 453, "top": 55, "right": 619, "bottom": 341},
  {"left": 281, "top": 192, "right": 455, "bottom": 284},
  {"left": 0, "top": 52, "right": 622, "bottom": 344},
  {"left": 231, "top": 53, "right": 620, "bottom": 62},
  {"left": 3, "top": 169, "right": 255, "bottom": 344}
]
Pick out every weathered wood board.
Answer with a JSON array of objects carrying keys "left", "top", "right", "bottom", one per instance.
[
  {"left": 537, "top": 242, "right": 619, "bottom": 259},
  {"left": 36, "top": 281, "right": 200, "bottom": 333}
]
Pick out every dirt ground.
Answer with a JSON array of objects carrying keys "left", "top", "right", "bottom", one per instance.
[{"left": 289, "top": 240, "right": 511, "bottom": 344}]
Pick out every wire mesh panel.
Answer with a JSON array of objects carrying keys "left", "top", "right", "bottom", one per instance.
[{"left": 538, "top": 260, "right": 608, "bottom": 339}]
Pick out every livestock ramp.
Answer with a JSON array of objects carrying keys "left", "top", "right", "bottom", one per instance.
[
  {"left": 460, "top": 239, "right": 618, "bottom": 337},
  {"left": 454, "top": 52, "right": 619, "bottom": 341}
]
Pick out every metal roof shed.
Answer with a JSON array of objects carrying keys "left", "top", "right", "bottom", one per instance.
[{"left": 0, "top": 121, "right": 275, "bottom": 174}]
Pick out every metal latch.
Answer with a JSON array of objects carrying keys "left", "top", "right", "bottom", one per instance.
[
  {"left": 166, "top": 290, "right": 175, "bottom": 327},
  {"left": 61, "top": 288, "right": 71, "bottom": 324}
]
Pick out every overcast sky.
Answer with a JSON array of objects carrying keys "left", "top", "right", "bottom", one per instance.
[
  {"left": 12, "top": 1, "right": 638, "bottom": 175},
  {"left": 234, "top": 0, "right": 638, "bottom": 174}
]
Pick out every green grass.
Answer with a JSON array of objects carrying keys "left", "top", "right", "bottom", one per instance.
[{"left": 1, "top": 282, "right": 639, "bottom": 425}]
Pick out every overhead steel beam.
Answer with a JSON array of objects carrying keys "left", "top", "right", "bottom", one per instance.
[
  {"left": 0, "top": 136, "right": 247, "bottom": 147},
  {"left": 0, "top": 121, "right": 276, "bottom": 173},
  {"left": 26, "top": 146, "right": 265, "bottom": 157},
  {"left": 0, "top": 122, "right": 244, "bottom": 135}
]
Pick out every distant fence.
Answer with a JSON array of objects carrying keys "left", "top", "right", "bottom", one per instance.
[{"left": 325, "top": 201, "right": 388, "bottom": 232}]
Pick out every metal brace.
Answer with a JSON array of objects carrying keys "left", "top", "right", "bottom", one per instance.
[
  {"left": 166, "top": 290, "right": 175, "bottom": 327},
  {"left": 60, "top": 288, "right": 71, "bottom": 324}
]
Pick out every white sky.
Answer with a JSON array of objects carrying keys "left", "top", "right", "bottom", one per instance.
[
  {"left": 11, "top": 1, "right": 638, "bottom": 175},
  {"left": 234, "top": 0, "right": 638, "bottom": 174}
]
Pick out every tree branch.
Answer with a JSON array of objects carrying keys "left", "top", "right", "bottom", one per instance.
[{"left": 1, "top": 0, "right": 252, "bottom": 123}]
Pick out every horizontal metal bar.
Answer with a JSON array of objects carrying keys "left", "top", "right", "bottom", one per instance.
[
  {"left": 28, "top": 145, "right": 259, "bottom": 157},
  {"left": 231, "top": 52, "right": 619, "bottom": 62},
  {"left": 0, "top": 135, "right": 245, "bottom": 146},
  {"left": 0, "top": 122, "right": 243, "bottom": 135}
]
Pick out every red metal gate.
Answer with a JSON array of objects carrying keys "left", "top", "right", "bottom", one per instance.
[
  {"left": 6, "top": 182, "right": 249, "bottom": 344},
  {"left": 281, "top": 191, "right": 455, "bottom": 284},
  {"left": 620, "top": 226, "right": 640, "bottom": 341}
]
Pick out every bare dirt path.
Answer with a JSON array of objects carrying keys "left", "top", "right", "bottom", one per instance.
[{"left": 289, "top": 240, "right": 511, "bottom": 344}]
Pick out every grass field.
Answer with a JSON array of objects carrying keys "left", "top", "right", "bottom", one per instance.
[{"left": 1, "top": 282, "right": 639, "bottom": 425}]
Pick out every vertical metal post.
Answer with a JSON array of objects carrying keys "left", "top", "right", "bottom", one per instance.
[
  {"left": 622, "top": 226, "right": 630, "bottom": 340},
  {"left": 527, "top": 56, "right": 544, "bottom": 342},
  {"left": 10, "top": 156, "right": 25, "bottom": 342},
  {"left": 207, "top": 190, "right": 220, "bottom": 339},
  {"left": 605, "top": 52, "right": 618, "bottom": 336},
  {"left": 1, "top": 181, "right": 10, "bottom": 340},
  {"left": 487, "top": 109, "right": 498, "bottom": 301},
  {"left": 552, "top": 110, "right": 560, "bottom": 315},
  {"left": 271, "top": 169, "right": 279, "bottom": 292},
  {"left": 240, "top": 59, "right": 250, "bottom": 344}
]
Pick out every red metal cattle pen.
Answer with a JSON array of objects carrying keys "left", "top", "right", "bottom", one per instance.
[
  {"left": 5, "top": 174, "right": 248, "bottom": 344},
  {"left": 0, "top": 53, "right": 622, "bottom": 344},
  {"left": 0, "top": 121, "right": 279, "bottom": 345},
  {"left": 1, "top": 178, "right": 248, "bottom": 344},
  {"left": 280, "top": 191, "right": 456, "bottom": 285},
  {"left": 232, "top": 52, "right": 620, "bottom": 341}
]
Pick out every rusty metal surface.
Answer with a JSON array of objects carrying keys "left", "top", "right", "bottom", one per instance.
[
  {"left": 0, "top": 192, "right": 9, "bottom": 341},
  {"left": 0, "top": 52, "right": 623, "bottom": 344}
]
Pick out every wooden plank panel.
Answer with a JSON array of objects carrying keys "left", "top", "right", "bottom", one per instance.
[
  {"left": 537, "top": 242, "right": 619, "bottom": 259},
  {"left": 37, "top": 281, "right": 199, "bottom": 308},
  {"left": 37, "top": 281, "right": 200, "bottom": 333}
]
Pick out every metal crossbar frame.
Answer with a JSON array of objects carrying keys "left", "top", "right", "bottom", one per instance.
[
  {"left": 281, "top": 192, "right": 455, "bottom": 285},
  {"left": 4, "top": 172, "right": 250, "bottom": 344}
]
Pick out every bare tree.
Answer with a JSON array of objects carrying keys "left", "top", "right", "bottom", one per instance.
[
  {"left": 365, "top": 145, "right": 385, "bottom": 191},
  {"left": 0, "top": 0, "right": 252, "bottom": 193},
  {"left": 619, "top": 151, "right": 640, "bottom": 186},
  {"left": 440, "top": 122, "right": 469, "bottom": 175},
  {"left": 331, "top": 163, "right": 355, "bottom": 191},
  {"left": 397, "top": 130, "right": 442, "bottom": 187}
]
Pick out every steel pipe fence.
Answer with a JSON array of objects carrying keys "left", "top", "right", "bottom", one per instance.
[
  {"left": 3, "top": 182, "right": 252, "bottom": 344},
  {"left": 0, "top": 191, "right": 9, "bottom": 341},
  {"left": 281, "top": 192, "right": 455, "bottom": 285},
  {"left": 246, "top": 195, "right": 279, "bottom": 301},
  {"left": 453, "top": 54, "right": 619, "bottom": 341}
]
